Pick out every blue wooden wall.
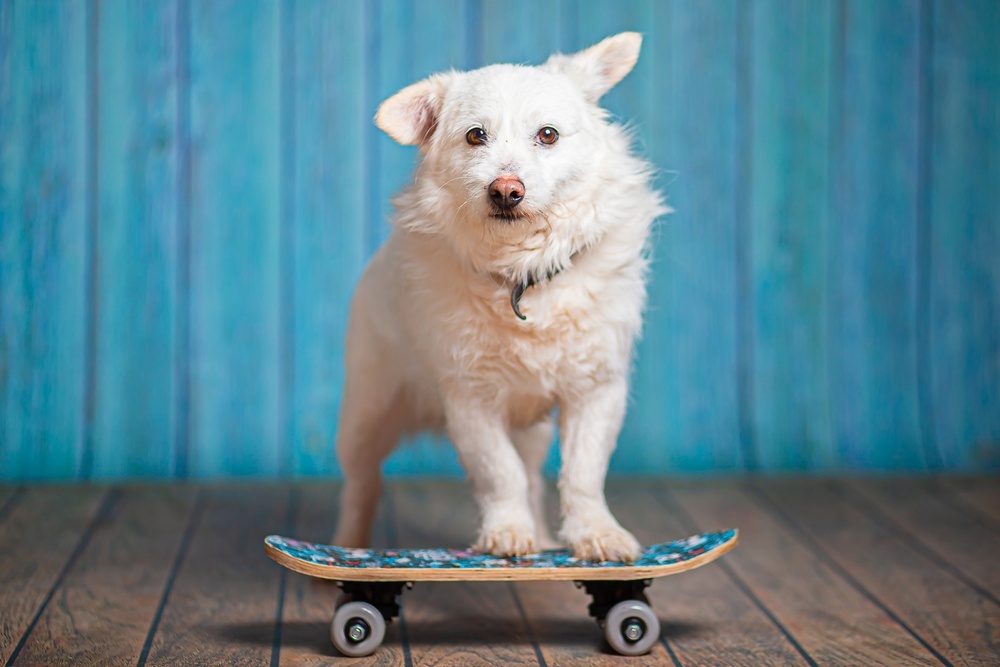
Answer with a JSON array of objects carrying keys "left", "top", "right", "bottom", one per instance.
[{"left": 2, "top": 0, "right": 998, "bottom": 481}]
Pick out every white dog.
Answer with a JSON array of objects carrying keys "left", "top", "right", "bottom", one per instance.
[{"left": 333, "top": 33, "right": 665, "bottom": 562}]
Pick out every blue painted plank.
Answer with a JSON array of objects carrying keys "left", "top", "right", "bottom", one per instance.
[
  {"left": 287, "top": 0, "right": 367, "bottom": 476},
  {"left": 622, "top": 0, "right": 743, "bottom": 473},
  {"left": 413, "top": 0, "right": 474, "bottom": 72},
  {"left": 0, "top": 1, "right": 89, "bottom": 480},
  {"left": 480, "top": 0, "right": 561, "bottom": 65},
  {"left": 927, "top": 0, "right": 1000, "bottom": 470},
  {"left": 187, "top": 0, "right": 281, "bottom": 477},
  {"left": 830, "top": 0, "right": 925, "bottom": 470},
  {"left": 367, "top": 0, "right": 416, "bottom": 258},
  {"left": 1, "top": 0, "right": 997, "bottom": 480},
  {"left": 91, "top": 0, "right": 180, "bottom": 479},
  {"left": 749, "top": 0, "right": 836, "bottom": 470}
]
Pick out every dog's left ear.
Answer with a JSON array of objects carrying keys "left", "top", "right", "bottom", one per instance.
[
  {"left": 375, "top": 72, "right": 453, "bottom": 146},
  {"left": 544, "top": 32, "right": 642, "bottom": 103}
]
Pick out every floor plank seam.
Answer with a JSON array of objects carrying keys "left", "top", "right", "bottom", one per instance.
[
  {"left": 507, "top": 582, "right": 547, "bottom": 667},
  {"left": 270, "top": 486, "right": 299, "bottom": 667},
  {"left": 828, "top": 481, "right": 1000, "bottom": 609},
  {"left": 745, "top": 483, "right": 955, "bottom": 667},
  {"left": 658, "top": 489, "right": 818, "bottom": 667},
  {"left": 136, "top": 488, "right": 205, "bottom": 667},
  {"left": 658, "top": 633, "right": 684, "bottom": 667},
  {"left": 5, "top": 487, "right": 120, "bottom": 667}
]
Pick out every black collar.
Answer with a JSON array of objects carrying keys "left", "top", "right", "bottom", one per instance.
[{"left": 508, "top": 253, "right": 577, "bottom": 321}]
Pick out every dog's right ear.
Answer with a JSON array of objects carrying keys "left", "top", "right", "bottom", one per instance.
[
  {"left": 544, "top": 32, "right": 642, "bottom": 103},
  {"left": 375, "top": 73, "right": 453, "bottom": 146}
]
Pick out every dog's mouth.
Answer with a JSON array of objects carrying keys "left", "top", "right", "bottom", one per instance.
[{"left": 488, "top": 207, "right": 526, "bottom": 222}]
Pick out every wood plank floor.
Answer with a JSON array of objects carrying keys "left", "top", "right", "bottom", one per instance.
[{"left": 0, "top": 477, "right": 997, "bottom": 666}]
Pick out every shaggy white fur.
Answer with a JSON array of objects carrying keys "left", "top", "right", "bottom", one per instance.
[{"left": 333, "top": 33, "right": 667, "bottom": 562}]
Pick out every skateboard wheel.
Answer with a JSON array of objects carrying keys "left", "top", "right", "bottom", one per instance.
[
  {"left": 604, "top": 600, "right": 660, "bottom": 656},
  {"left": 330, "top": 601, "right": 386, "bottom": 657}
]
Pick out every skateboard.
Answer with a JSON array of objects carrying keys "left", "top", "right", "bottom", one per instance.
[{"left": 265, "top": 528, "right": 737, "bottom": 657}]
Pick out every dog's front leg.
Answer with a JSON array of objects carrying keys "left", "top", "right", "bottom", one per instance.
[
  {"left": 558, "top": 378, "right": 641, "bottom": 562},
  {"left": 445, "top": 396, "right": 536, "bottom": 557}
]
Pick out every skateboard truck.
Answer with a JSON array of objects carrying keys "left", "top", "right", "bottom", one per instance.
[
  {"left": 577, "top": 579, "right": 659, "bottom": 654},
  {"left": 578, "top": 579, "right": 652, "bottom": 622},
  {"left": 337, "top": 581, "right": 408, "bottom": 622}
]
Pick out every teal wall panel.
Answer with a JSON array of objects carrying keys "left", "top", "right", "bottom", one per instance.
[
  {"left": 928, "top": 0, "right": 1000, "bottom": 469},
  {"left": 749, "top": 0, "right": 837, "bottom": 470},
  {"left": 187, "top": 0, "right": 282, "bottom": 477},
  {"left": 623, "top": 0, "right": 743, "bottom": 474},
  {"left": 1, "top": 0, "right": 999, "bottom": 480},
  {"left": 1, "top": 1, "right": 89, "bottom": 480},
  {"left": 286, "top": 0, "right": 367, "bottom": 476},
  {"left": 831, "top": 0, "right": 925, "bottom": 470},
  {"left": 93, "top": 0, "right": 181, "bottom": 478}
]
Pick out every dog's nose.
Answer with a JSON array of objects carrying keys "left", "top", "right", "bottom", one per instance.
[{"left": 489, "top": 176, "right": 525, "bottom": 209}]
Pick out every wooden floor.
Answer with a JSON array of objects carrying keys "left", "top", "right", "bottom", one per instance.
[{"left": 0, "top": 477, "right": 997, "bottom": 666}]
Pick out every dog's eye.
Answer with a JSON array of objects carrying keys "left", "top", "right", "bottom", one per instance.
[
  {"left": 466, "top": 127, "right": 487, "bottom": 146},
  {"left": 537, "top": 126, "right": 559, "bottom": 145}
]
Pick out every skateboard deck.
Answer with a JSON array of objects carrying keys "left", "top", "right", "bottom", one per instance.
[
  {"left": 265, "top": 529, "right": 738, "bottom": 657},
  {"left": 264, "top": 528, "right": 738, "bottom": 582}
]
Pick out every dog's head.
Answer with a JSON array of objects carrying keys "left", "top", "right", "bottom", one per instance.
[{"left": 375, "top": 33, "right": 652, "bottom": 282}]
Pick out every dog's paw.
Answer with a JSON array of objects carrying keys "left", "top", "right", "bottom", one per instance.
[
  {"left": 565, "top": 524, "right": 641, "bottom": 563},
  {"left": 476, "top": 524, "right": 537, "bottom": 557}
]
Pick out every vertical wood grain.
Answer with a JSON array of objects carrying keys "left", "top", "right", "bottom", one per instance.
[
  {"left": 749, "top": 0, "right": 837, "bottom": 470},
  {"left": 829, "top": 0, "right": 925, "bottom": 470},
  {"left": 367, "top": 0, "right": 414, "bottom": 259},
  {"left": 0, "top": 0, "right": 89, "bottom": 480},
  {"left": 187, "top": 0, "right": 281, "bottom": 477},
  {"left": 1, "top": 1, "right": 999, "bottom": 479},
  {"left": 480, "top": 0, "right": 561, "bottom": 66},
  {"left": 92, "top": 0, "right": 181, "bottom": 479},
  {"left": 286, "top": 1, "right": 367, "bottom": 477},
  {"left": 927, "top": 0, "right": 1000, "bottom": 470},
  {"left": 624, "top": 0, "right": 743, "bottom": 472}
]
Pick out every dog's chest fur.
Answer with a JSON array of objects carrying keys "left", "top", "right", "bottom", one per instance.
[{"left": 388, "top": 233, "right": 644, "bottom": 428}]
